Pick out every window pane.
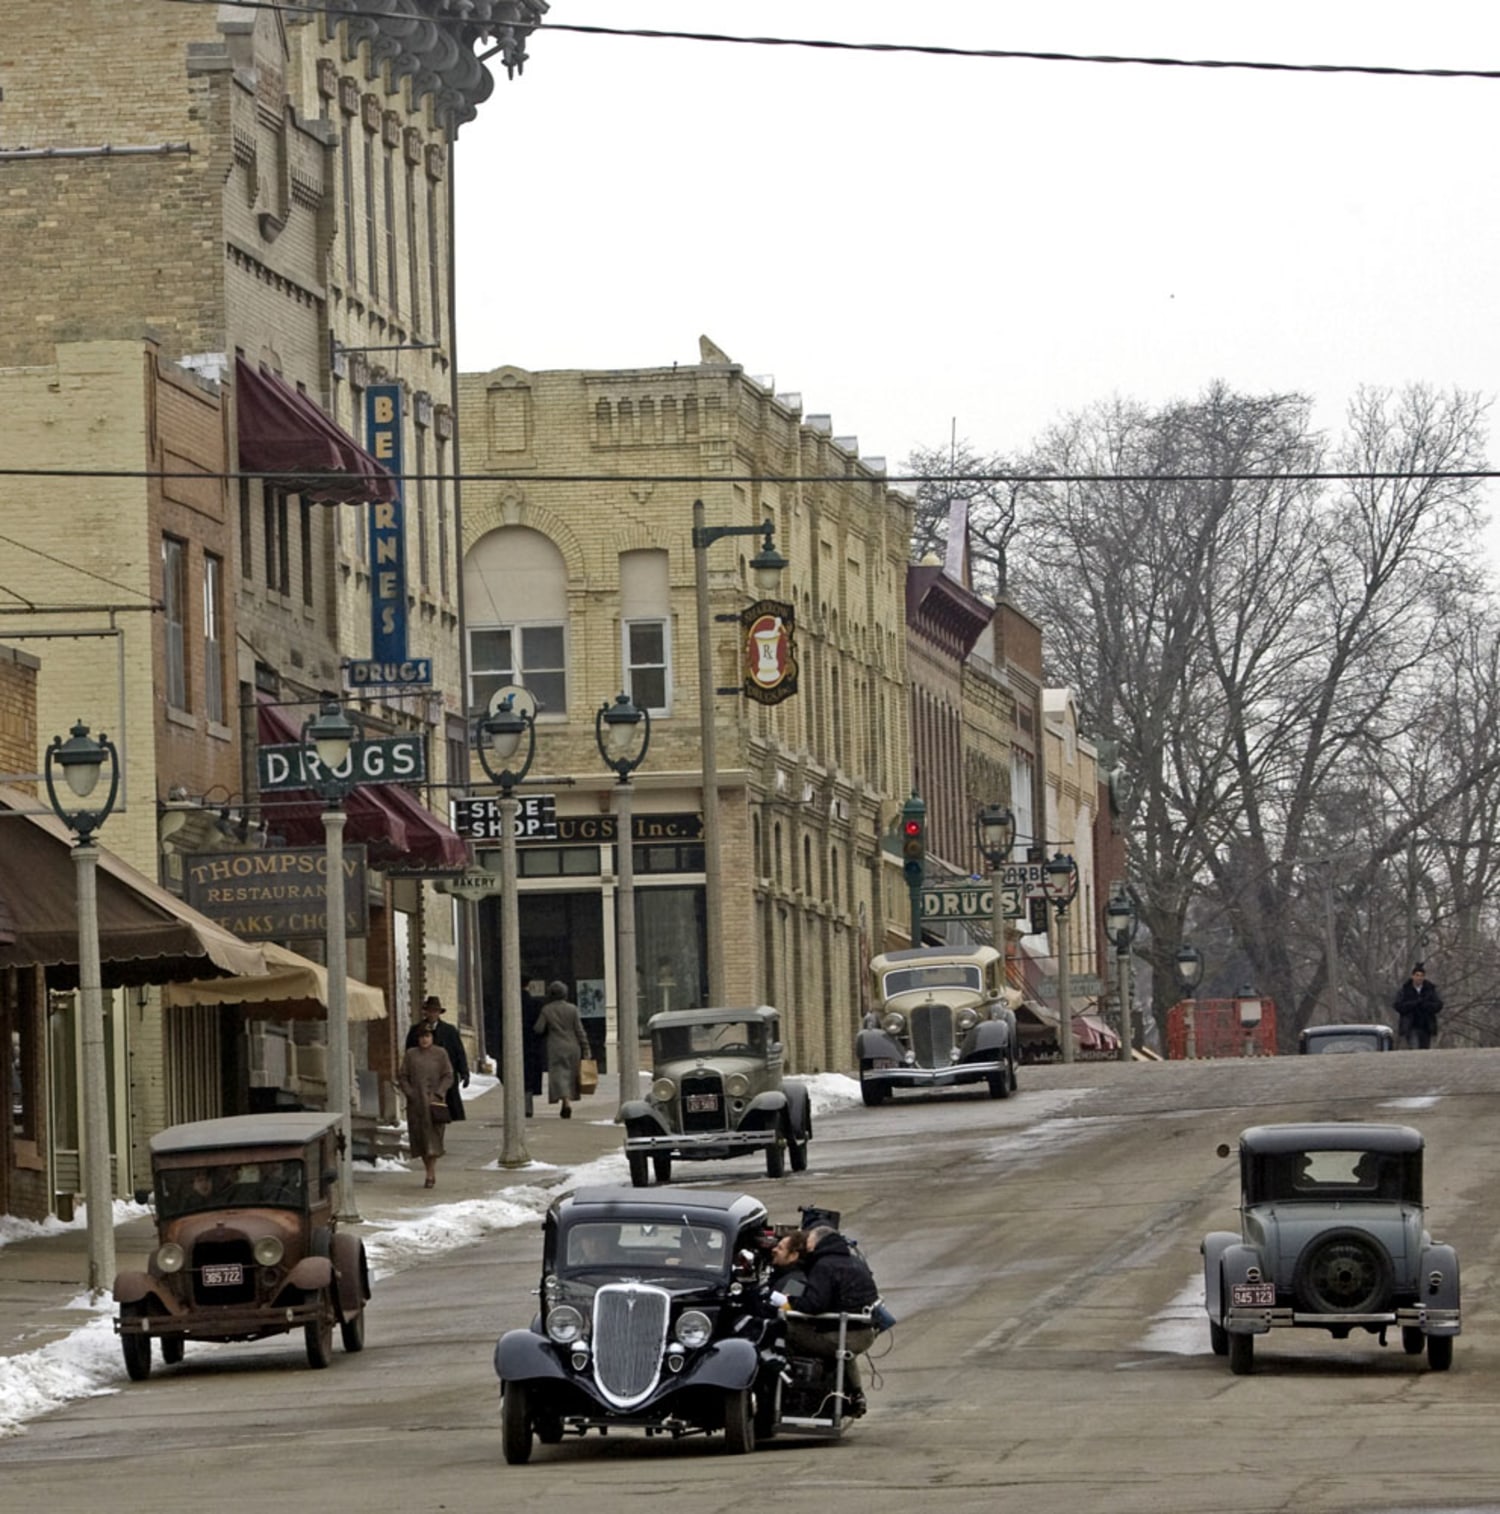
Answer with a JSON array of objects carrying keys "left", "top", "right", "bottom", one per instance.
[
  {"left": 527, "top": 669, "right": 566, "bottom": 716},
  {"left": 470, "top": 628, "right": 513, "bottom": 674},
  {"left": 628, "top": 621, "right": 664, "bottom": 663},
  {"left": 631, "top": 666, "right": 666, "bottom": 711},
  {"left": 522, "top": 624, "right": 565, "bottom": 669}
]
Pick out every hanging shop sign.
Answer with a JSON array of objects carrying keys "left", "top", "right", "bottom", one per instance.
[
  {"left": 184, "top": 846, "right": 369, "bottom": 940},
  {"left": 740, "top": 599, "right": 798, "bottom": 706}
]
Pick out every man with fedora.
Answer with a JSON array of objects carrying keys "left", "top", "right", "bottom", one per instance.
[
  {"left": 1393, "top": 964, "right": 1443, "bottom": 1050},
  {"left": 407, "top": 994, "right": 470, "bottom": 1119}
]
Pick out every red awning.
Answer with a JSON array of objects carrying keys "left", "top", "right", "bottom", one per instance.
[
  {"left": 255, "top": 697, "right": 468, "bottom": 871},
  {"left": 235, "top": 358, "right": 398, "bottom": 504}
]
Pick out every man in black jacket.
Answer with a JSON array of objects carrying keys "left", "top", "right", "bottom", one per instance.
[
  {"left": 406, "top": 996, "right": 470, "bottom": 1119},
  {"left": 787, "top": 1224, "right": 880, "bottom": 1413},
  {"left": 1393, "top": 964, "right": 1443, "bottom": 1050}
]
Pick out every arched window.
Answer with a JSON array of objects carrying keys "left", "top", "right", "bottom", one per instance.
[{"left": 464, "top": 526, "right": 569, "bottom": 717}]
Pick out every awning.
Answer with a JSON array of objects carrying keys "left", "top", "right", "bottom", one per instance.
[
  {"left": 235, "top": 357, "right": 398, "bottom": 504},
  {"left": 163, "top": 941, "right": 386, "bottom": 1022},
  {"left": 256, "top": 696, "right": 469, "bottom": 871},
  {"left": 0, "top": 784, "right": 267, "bottom": 989}
]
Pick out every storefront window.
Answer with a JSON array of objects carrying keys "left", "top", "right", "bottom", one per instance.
[{"left": 638, "top": 887, "right": 705, "bottom": 1014}]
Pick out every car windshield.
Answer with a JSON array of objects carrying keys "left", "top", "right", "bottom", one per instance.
[
  {"left": 156, "top": 1158, "right": 307, "bottom": 1218},
  {"left": 882, "top": 964, "right": 982, "bottom": 997},
  {"left": 1306, "top": 1032, "right": 1382, "bottom": 1053},
  {"left": 562, "top": 1220, "right": 730, "bottom": 1276},
  {"left": 1250, "top": 1148, "right": 1415, "bottom": 1205},
  {"left": 653, "top": 1020, "right": 763, "bottom": 1061}
]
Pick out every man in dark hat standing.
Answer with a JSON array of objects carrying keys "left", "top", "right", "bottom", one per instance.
[
  {"left": 407, "top": 995, "right": 470, "bottom": 1118},
  {"left": 1393, "top": 964, "right": 1443, "bottom": 1050}
]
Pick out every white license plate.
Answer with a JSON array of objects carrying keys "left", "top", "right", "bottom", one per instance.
[
  {"left": 202, "top": 1263, "right": 244, "bottom": 1287},
  {"left": 685, "top": 1093, "right": 719, "bottom": 1113},
  {"left": 1231, "top": 1282, "right": 1275, "bottom": 1307}
]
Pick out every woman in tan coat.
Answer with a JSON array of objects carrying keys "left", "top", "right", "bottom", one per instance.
[
  {"left": 533, "top": 980, "right": 591, "bottom": 1119},
  {"left": 398, "top": 1022, "right": 454, "bottom": 1187}
]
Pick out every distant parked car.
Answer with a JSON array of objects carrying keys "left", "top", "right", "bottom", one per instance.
[
  {"left": 113, "top": 1112, "right": 370, "bottom": 1379},
  {"left": 857, "top": 944, "right": 1018, "bottom": 1105},
  {"left": 1202, "top": 1122, "right": 1460, "bottom": 1374},
  {"left": 620, "top": 1006, "right": 811, "bottom": 1185},
  {"left": 1299, "top": 1023, "right": 1395, "bottom": 1054}
]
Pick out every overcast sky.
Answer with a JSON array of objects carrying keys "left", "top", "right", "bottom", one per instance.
[{"left": 454, "top": 1, "right": 1497, "bottom": 487}]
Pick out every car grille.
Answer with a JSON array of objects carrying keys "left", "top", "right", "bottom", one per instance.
[
  {"left": 592, "top": 1283, "right": 669, "bottom": 1407},
  {"left": 189, "top": 1238, "right": 257, "bottom": 1307},
  {"left": 679, "top": 1069, "right": 727, "bottom": 1133},
  {"left": 911, "top": 1004, "right": 956, "bottom": 1067}
]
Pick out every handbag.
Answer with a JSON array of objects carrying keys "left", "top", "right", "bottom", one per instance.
[
  {"left": 578, "top": 1057, "right": 599, "bottom": 1096},
  {"left": 429, "top": 1099, "right": 451, "bottom": 1125}
]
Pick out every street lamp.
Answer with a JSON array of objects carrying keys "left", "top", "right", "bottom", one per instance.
[
  {"left": 476, "top": 694, "right": 537, "bottom": 1167},
  {"left": 691, "top": 499, "right": 787, "bottom": 1004},
  {"left": 1237, "top": 984, "right": 1263, "bottom": 1058},
  {"left": 1103, "top": 886, "right": 1139, "bottom": 1064},
  {"left": 45, "top": 720, "right": 121, "bottom": 1297},
  {"left": 595, "top": 692, "right": 651, "bottom": 1112},
  {"left": 1043, "top": 852, "right": 1080, "bottom": 1063},
  {"left": 975, "top": 803, "right": 1016, "bottom": 960},
  {"left": 301, "top": 698, "right": 361, "bottom": 1223},
  {"left": 1175, "top": 943, "right": 1205, "bottom": 1059}
]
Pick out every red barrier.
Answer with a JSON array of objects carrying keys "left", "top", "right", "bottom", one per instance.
[{"left": 1164, "top": 998, "right": 1277, "bottom": 1059}]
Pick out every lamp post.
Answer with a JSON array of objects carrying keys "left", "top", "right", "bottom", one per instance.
[
  {"left": 595, "top": 692, "right": 651, "bottom": 1111},
  {"left": 975, "top": 803, "right": 1016, "bottom": 956},
  {"left": 1103, "top": 886, "right": 1140, "bottom": 1064},
  {"left": 476, "top": 695, "right": 537, "bottom": 1166},
  {"left": 1043, "top": 853, "right": 1080, "bottom": 1063},
  {"left": 691, "top": 499, "right": 786, "bottom": 1005},
  {"left": 1237, "top": 984, "right": 1263, "bottom": 1058},
  {"left": 45, "top": 719, "right": 121, "bottom": 1298},
  {"left": 301, "top": 699, "right": 361, "bottom": 1223},
  {"left": 1175, "top": 943, "right": 1205, "bottom": 1059}
]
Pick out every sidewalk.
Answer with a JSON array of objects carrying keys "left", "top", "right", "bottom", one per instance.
[{"left": 0, "top": 1074, "right": 626, "bottom": 1364}]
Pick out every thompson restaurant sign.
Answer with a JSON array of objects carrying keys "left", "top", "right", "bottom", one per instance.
[{"left": 184, "top": 847, "right": 369, "bottom": 940}]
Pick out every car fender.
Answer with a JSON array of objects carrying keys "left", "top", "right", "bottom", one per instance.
[
  {"left": 782, "top": 1080, "right": 812, "bottom": 1139},
  {"left": 621, "top": 1102, "right": 669, "bottom": 1138},
  {"left": 114, "top": 1270, "right": 169, "bottom": 1309},
  {"left": 286, "top": 1255, "right": 335, "bottom": 1292},
  {"left": 970, "top": 1018, "right": 1012, "bottom": 1056},
  {"left": 855, "top": 1028, "right": 901, "bottom": 1061},
  {"left": 1418, "top": 1242, "right": 1460, "bottom": 1315},
  {"left": 741, "top": 1090, "right": 787, "bottom": 1131},
  {"left": 675, "top": 1336, "right": 760, "bottom": 1391},
  {"left": 1201, "top": 1231, "right": 1241, "bottom": 1316},
  {"left": 495, "top": 1327, "right": 566, "bottom": 1384},
  {"left": 331, "top": 1231, "right": 370, "bottom": 1313}
]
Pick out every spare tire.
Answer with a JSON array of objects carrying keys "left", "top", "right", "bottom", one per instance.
[{"left": 1292, "top": 1228, "right": 1393, "bottom": 1315}]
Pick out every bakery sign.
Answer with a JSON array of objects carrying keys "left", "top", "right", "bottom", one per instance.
[{"left": 740, "top": 599, "right": 798, "bottom": 706}]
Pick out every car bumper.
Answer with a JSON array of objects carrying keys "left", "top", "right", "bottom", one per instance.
[
  {"left": 1226, "top": 1304, "right": 1461, "bottom": 1336},
  {"left": 117, "top": 1301, "right": 324, "bottom": 1338},
  {"left": 861, "top": 1060, "right": 1003, "bottom": 1089},
  {"left": 624, "top": 1130, "right": 776, "bottom": 1155}
]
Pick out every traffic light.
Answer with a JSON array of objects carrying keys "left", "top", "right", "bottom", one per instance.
[{"left": 900, "top": 793, "right": 926, "bottom": 887}]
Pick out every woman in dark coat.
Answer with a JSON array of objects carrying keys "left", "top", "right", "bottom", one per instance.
[
  {"left": 398, "top": 1023, "right": 454, "bottom": 1187},
  {"left": 533, "top": 980, "right": 591, "bottom": 1119}
]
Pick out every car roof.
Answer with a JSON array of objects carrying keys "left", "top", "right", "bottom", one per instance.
[
  {"left": 872, "top": 945, "right": 999, "bottom": 968},
  {"left": 1302, "top": 1023, "right": 1391, "bottom": 1038},
  {"left": 150, "top": 1112, "right": 341, "bottom": 1156},
  {"left": 646, "top": 1006, "right": 779, "bottom": 1029},
  {"left": 554, "top": 1186, "right": 769, "bottom": 1229},
  {"left": 1240, "top": 1122, "right": 1423, "bottom": 1154}
]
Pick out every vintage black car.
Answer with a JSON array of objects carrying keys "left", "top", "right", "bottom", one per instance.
[
  {"left": 857, "top": 945, "right": 1018, "bottom": 1105},
  {"left": 113, "top": 1113, "right": 371, "bottom": 1379},
  {"left": 620, "top": 1007, "right": 811, "bottom": 1185},
  {"left": 496, "top": 1187, "right": 786, "bottom": 1460},
  {"left": 1202, "top": 1122, "right": 1460, "bottom": 1374},
  {"left": 1298, "top": 1023, "right": 1395, "bottom": 1054}
]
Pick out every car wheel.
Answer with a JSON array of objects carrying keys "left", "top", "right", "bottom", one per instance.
[
  {"left": 1010, "top": 1059, "right": 1020, "bottom": 1093},
  {"left": 305, "top": 1294, "right": 334, "bottom": 1369},
  {"left": 340, "top": 1305, "right": 366, "bottom": 1353},
  {"left": 120, "top": 1308, "right": 152, "bottom": 1382},
  {"left": 859, "top": 1078, "right": 888, "bottom": 1108},
  {"left": 765, "top": 1136, "right": 786, "bottom": 1179},
  {"left": 652, "top": 1153, "right": 673, "bottom": 1184},
  {"left": 1293, "top": 1228, "right": 1393, "bottom": 1315},
  {"left": 1228, "top": 1331, "right": 1254, "bottom": 1375},
  {"left": 1402, "top": 1326, "right": 1425, "bottom": 1355},
  {"left": 754, "top": 1375, "right": 780, "bottom": 1441},
  {"left": 722, "top": 1386, "right": 756, "bottom": 1454},
  {"left": 536, "top": 1408, "right": 565, "bottom": 1445},
  {"left": 160, "top": 1333, "right": 185, "bottom": 1366},
  {"left": 1208, "top": 1318, "right": 1228, "bottom": 1357},
  {"left": 502, "top": 1381, "right": 535, "bottom": 1465},
  {"left": 627, "top": 1151, "right": 649, "bottom": 1188},
  {"left": 987, "top": 1069, "right": 1010, "bottom": 1099},
  {"left": 788, "top": 1131, "right": 809, "bottom": 1173},
  {"left": 1427, "top": 1334, "right": 1454, "bottom": 1372}
]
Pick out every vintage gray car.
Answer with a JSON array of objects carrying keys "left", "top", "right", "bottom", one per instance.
[
  {"left": 857, "top": 945, "right": 1018, "bottom": 1105},
  {"left": 113, "top": 1112, "right": 371, "bottom": 1379},
  {"left": 1298, "top": 1023, "right": 1395, "bottom": 1054},
  {"left": 1202, "top": 1122, "right": 1459, "bottom": 1374},
  {"left": 620, "top": 1007, "right": 811, "bottom": 1185}
]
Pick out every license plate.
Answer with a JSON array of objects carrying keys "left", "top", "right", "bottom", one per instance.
[
  {"left": 202, "top": 1263, "right": 244, "bottom": 1287},
  {"left": 1231, "top": 1282, "right": 1275, "bottom": 1307},
  {"left": 685, "top": 1093, "right": 719, "bottom": 1113}
]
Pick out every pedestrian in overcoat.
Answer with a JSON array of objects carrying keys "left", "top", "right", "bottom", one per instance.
[
  {"left": 398, "top": 1022, "right": 454, "bottom": 1187},
  {"left": 406, "top": 995, "right": 470, "bottom": 1120},
  {"left": 533, "top": 980, "right": 591, "bottom": 1119},
  {"left": 1393, "top": 964, "right": 1443, "bottom": 1050}
]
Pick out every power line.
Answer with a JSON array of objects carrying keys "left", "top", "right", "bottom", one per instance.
[{"left": 158, "top": 0, "right": 1500, "bottom": 83}]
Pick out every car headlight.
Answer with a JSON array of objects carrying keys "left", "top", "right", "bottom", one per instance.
[
  {"left": 955, "top": 1008, "right": 978, "bottom": 1032},
  {"left": 724, "top": 1073, "right": 750, "bottom": 1098},
  {"left": 252, "top": 1236, "right": 284, "bottom": 1268},
  {"left": 675, "top": 1310, "right": 712, "bottom": 1349},
  {"left": 651, "top": 1077, "right": 676, "bottom": 1103},
  {"left": 881, "top": 1011, "right": 905, "bottom": 1035},
  {"left": 156, "top": 1242, "right": 185, "bottom": 1273},
  {"left": 547, "top": 1305, "right": 586, "bottom": 1345}
]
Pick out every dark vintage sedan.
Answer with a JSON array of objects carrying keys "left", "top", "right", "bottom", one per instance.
[
  {"left": 1298, "top": 1023, "right": 1395, "bottom": 1054},
  {"left": 113, "top": 1113, "right": 370, "bottom": 1378},
  {"left": 495, "top": 1187, "right": 788, "bottom": 1460}
]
